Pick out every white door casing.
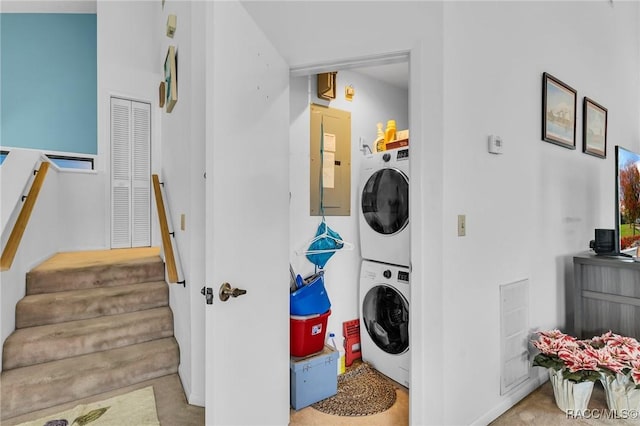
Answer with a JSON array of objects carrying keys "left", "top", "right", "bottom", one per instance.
[
  {"left": 110, "top": 98, "right": 151, "bottom": 248},
  {"left": 205, "top": 2, "right": 290, "bottom": 425}
]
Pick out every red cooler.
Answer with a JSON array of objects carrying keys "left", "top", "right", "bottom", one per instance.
[{"left": 290, "top": 310, "right": 331, "bottom": 357}]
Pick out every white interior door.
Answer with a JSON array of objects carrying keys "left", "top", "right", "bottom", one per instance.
[
  {"left": 110, "top": 98, "right": 150, "bottom": 248},
  {"left": 204, "top": 2, "right": 290, "bottom": 425}
]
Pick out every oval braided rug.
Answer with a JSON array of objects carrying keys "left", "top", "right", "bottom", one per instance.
[{"left": 312, "top": 362, "right": 397, "bottom": 416}]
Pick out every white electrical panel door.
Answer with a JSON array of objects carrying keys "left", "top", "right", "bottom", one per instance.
[{"left": 110, "top": 98, "right": 151, "bottom": 248}]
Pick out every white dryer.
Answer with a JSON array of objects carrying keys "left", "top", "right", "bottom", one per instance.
[
  {"left": 359, "top": 260, "right": 410, "bottom": 388},
  {"left": 359, "top": 148, "right": 410, "bottom": 267}
]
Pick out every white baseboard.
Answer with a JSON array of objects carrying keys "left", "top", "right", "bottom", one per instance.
[
  {"left": 177, "top": 367, "right": 205, "bottom": 407},
  {"left": 188, "top": 391, "right": 205, "bottom": 407},
  {"left": 470, "top": 375, "right": 547, "bottom": 426}
]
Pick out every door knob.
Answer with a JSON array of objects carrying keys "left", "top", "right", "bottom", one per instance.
[{"left": 219, "top": 282, "right": 247, "bottom": 302}]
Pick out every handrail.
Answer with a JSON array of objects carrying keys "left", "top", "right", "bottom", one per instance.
[
  {"left": 1, "top": 161, "right": 50, "bottom": 271},
  {"left": 152, "top": 174, "right": 181, "bottom": 284}
]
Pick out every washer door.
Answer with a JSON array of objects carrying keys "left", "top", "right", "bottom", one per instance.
[
  {"left": 361, "top": 168, "right": 409, "bottom": 235},
  {"left": 362, "top": 284, "right": 409, "bottom": 355}
]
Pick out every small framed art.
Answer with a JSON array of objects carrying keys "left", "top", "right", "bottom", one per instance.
[
  {"left": 583, "top": 97, "right": 607, "bottom": 159},
  {"left": 542, "top": 72, "right": 577, "bottom": 149},
  {"left": 164, "top": 45, "right": 177, "bottom": 113}
]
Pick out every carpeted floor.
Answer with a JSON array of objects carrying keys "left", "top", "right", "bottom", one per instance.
[
  {"left": 14, "top": 386, "right": 160, "bottom": 426},
  {"left": 3, "top": 374, "right": 204, "bottom": 426}
]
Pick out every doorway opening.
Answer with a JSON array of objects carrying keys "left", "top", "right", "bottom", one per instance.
[{"left": 288, "top": 52, "right": 411, "bottom": 423}]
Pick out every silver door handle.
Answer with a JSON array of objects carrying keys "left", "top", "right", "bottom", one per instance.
[{"left": 219, "top": 282, "right": 247, "bottom": 302}]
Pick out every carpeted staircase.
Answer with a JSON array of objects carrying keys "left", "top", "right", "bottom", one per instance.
[{"left": 0, "top": 249, "right": 180, "bottom": 421}]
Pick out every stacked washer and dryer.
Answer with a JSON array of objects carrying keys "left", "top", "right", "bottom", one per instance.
[{"left": 358, "top": 148, "right": 410, "bottom": 388}]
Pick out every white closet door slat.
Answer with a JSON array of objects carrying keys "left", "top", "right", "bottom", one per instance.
[
  {"left": 111, "top": 98, "right": 132, "bottom": 248},
  {"left": 132, "top": 101, "right": 151, "bottom": 247}
]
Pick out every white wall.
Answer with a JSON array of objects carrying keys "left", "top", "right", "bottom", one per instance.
[
  {"left": 97, "top": 0, "right": 162, "bottom": 248},
  {"left": 442, "top": 2, "right": 640, "bottom": 424},
  {"left": 243, "top": 1, "right": 640, "bottom": 424},
  {"left": 289, "top": 70, "right": 408, "bottom": 339},
  {"left": 157, "top": 0, "right": 206, "bottom": 406},
  {"left": 57, "top": 170, "right": 107, "bottom": 252}
]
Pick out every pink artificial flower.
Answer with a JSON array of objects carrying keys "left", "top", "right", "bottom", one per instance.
[
  {"left": 533, "top": 332, "right": 578, "bottom": 356},
  {"left": 606, "top": 333, "right": 640, "bottom": 351},
  {"left": 585, "top": 346, "right": 625, "bottom": 374},
  {"left": 539, "top": 329, "right": 572, "bottom": 340},
  {"left": 558, "top": 348, "right": 598, "bottom": 373},
  {"left": 590, "top": 334, "right": 606, "bottom": 347},
  {"left": 631, "top": 359, "right": 640, "bottom": 386},
  {"left": 608, "top": 345, "right": 636, "bottom": 365}
]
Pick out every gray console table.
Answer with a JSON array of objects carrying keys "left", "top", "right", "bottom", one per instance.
[{"left": 573, "top": 252, "right": 640, "bottom": 339}]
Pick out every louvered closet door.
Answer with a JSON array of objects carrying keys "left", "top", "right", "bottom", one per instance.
[
  {"left": 131, "top": 102, "right": 151, "bottom": 247},
  {"left": 110, "top": 98, "right": 151, "bottom": 248}
]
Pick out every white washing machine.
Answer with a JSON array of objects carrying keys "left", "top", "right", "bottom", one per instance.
[
  {"left": 359, "top": 148, "right": 410, "bottom": 267},
  {"left": 359, "top": 260, "right": 410, "bottom": 388}
]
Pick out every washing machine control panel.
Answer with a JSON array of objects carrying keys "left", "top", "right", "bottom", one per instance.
[
  {"left": 398, "top": 270, "right": 410, "bottom": 282},
  {"left": 396, "top": 149, "right": 409, "bottom": 160}
]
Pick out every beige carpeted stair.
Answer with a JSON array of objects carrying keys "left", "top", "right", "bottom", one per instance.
[{"left": 1, "top": 248, "right": 180, "bottom": 421}]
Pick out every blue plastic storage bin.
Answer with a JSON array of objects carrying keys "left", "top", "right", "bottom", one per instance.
[
  {"left": 290, "top": 346, "right": 338, "bottom": 410},
  {"left": 290, "top": 272, "right": 331, "bottom": 316}
]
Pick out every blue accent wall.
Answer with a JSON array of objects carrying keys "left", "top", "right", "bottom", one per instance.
[{"left": 1, "top": 14, "right": 97, "bottom": 154}]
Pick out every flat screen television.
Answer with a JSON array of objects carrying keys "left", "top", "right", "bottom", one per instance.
[{"left": 615, "top": 145, "right": 640, "bottom": 255}]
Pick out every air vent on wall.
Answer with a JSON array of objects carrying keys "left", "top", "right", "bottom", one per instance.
[{"left": 500, "top": 279, "right": 530, "bottom": 395}]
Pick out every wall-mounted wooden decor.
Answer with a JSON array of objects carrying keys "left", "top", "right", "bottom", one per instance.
[
  {"left": 159, "top": 81, "right": 166, "bottom": 107},
  {"left": 166, "top": 14, "right": 176, "bottom": 38},
  {"left": 164, "top": 45, "right": 177, "bottom": 113},
  {"left": 317, "top": 72, "right": 337, "bottom": 100}
]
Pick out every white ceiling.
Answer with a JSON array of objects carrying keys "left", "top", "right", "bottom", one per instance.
[
  {"left": 241, "top": 1, "right": 410, "bottom": 91},
  {"left": 352, "top": 61, "right": 409, "bottom": 91}
]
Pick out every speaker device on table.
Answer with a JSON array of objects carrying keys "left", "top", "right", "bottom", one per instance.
[{"left": 589, "top": 229, "right": 615, "bottom": 255}]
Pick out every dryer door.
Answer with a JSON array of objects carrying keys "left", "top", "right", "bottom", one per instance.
[
  {"left": 361, "top": 168, "right": 409, "bottom": 235},
  {"left": 362, "top": 284, "right": 409, "bottom": 354}
]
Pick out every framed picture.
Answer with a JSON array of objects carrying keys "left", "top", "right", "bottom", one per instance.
[
  {"left": 542, "top": 72, "right": 577, "bottom": 149},
  {"left": 583, "top": 97, "right": 607, "bottom": 159},
  {"left": 164, "top": 45, "right": 177, "bottom": 113}
]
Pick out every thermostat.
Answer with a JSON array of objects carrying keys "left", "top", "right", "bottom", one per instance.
[{"left": 488, "top": 135, "right": 503, "bottom": 154}]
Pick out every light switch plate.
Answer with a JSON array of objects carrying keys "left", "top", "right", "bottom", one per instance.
[{"left": 458, "top": 214, "right": 466, "bottom": 237}]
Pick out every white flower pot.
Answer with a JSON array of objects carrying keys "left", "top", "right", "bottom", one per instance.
[
  {"left": 600, "top": 372, "right": 640, "bottom": 416},
  {"left": 548, "top": 369, "right": 594, "bottom": 414}
]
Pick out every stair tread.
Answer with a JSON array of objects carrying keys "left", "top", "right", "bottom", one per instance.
[
  {"left": 31, "top": 248, "right": 162, "bottom": 272},
  {"left": 26, "top": 250, "right": 165, "bottom": 295},
  {"left": 16, "top": 281, "right": 169, "bottom": 328},
  {"left": 3, "top": 307, "right": 174, "bottom": 370},
  {"left": 2, "top": 249, "right": 179, "bottom": 421},
  {"left": 1, "top": 338, "right": 179, "bottom": 420}
]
